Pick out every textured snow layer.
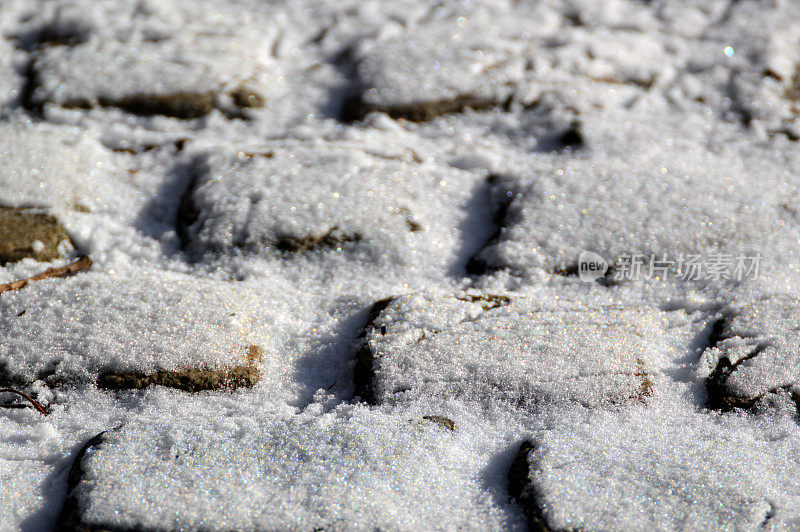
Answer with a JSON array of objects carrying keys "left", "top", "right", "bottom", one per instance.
[
  {"left": 24, "top": 0, "right": 277, "bottom": 117},
  {"left": 0, "top": 270, "right": 271, "bottom": 384},
  {"left": 32, "top": 37, "right": 268, "bottom": 117},
  {"left": 471, "top": 115, "right": 800, "bottom": 278},
  {"left": 2, "top": 0, "right": 800, "bottom": 530},
  {"left": 65, "top": 399, "right": 524, "bottom": 531},
  {"left": 528, "top": 401, "right": 800, "bottom": 530},
  {"left": 351, "top": 15, "right": 528, "bottom": 117},
  {"left": 183, "top": 142, "right": 483, "bottom": 269},
  {"left": 0, "top": 122, "right": 126, "bottom": 213},
  {"left": 701, "top": 1, "right": 800, "bottom": 136},
  {"left": 701, "top": 293, "right": 800, "bottom": 406},
  {"left": 359, "top": 291, "right": 689, "bottom": 407}
]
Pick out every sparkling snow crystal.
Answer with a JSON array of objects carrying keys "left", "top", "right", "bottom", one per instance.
[
  {"left": 60, "top": 401, "right": 519, "bottom": 530},
  {"left": 355, "top": 290, "right": 684, "bottom": 407},
  {"left": 3, "top": 0, "right": 800, "bottom": 530},
  {"left": 180, "top": 141, "right": 483, "bottom": 269},
  {"left": 702, "top": 293, "right": 800, "bottom": 410},
  {"left": 0, "top": 122, "right": 124, "bottom": 213},
  {"left": 469, "top": 115, "right": 800, "bottom": 279},
  {"left": 0, "top": 270, "right": 269, "bottom": 385}
]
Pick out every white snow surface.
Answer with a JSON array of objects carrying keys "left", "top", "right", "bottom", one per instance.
[
  {"left": 31, "top": 38, "right": 266, "bottom": 110},
  {"left": 0, "top": 122, "right": 129, "bottom": 213},
  {"left": 361, "top": 290, "right": 693, "bottom": 407},
  {"left": 184, "top": 142, "right": 484, "bottom": 268},
  {"left": 2, "top": 0, "right": 800, "bottom": 530},
  {"left": 71, "top": 399, "right": 522, "bottom": 530},
  {"left": 0, "top": 269, "right": 274, "bottom": 383},
  {"left": 700, "top": 293, "right": 800, "bottom": 403},
  {"left": 470, "top": 114, "right": 800, "bottom": 279},
  {"left": 530, "top": 396, "right": 800, "bottom": 530}
]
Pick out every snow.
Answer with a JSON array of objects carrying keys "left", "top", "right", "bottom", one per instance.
[
  {"left": 31, "top": 33, "right": 271, "bottom": 117},
  {"left": 0, "top": 269, "right": 274, "bottom": 384},
  {"left": 469, "top": 112, "right": 800, "bottom": 281},
  {"left": 67, "top": 398, "right": 524, "bottom": 530},
  {"left": 0, "top": 122, "right": 128, "bottom": 213},
  {"left": 351, "top": 13, "right": 529, "bottom": 117},
  {"left": 358, "top": 290, "right": 694, "bottom": 407},
  {"left": 2, "top": 0, "right": 800, "bottom": 530},
  {"left": 183, "top": 142, "right": 484, "bottom": 271},
  {"left": 700, "top": 1, "right": 800, "bottom": 135},
  {"left": 529, "top": 398, "right": 800, "bottom": 530},
  {"left": 700, "top": 293, "right": 800, "bottom": 406}
]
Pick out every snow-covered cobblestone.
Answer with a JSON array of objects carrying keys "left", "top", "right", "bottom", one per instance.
[
  {"left": 354, "top": 290, "right": 692, "bottom": 407},
  {"left": 3, "top": 0, "right": 800, "bottom": 530}
]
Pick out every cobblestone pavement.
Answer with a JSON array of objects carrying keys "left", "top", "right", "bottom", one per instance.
[{"left": 2, "top": 1, "right": 800, "bottom": 530}]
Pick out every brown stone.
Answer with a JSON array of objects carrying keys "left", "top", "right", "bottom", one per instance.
[
  {"left": 341, "top": 93, "right": 506, "bottom": 123},
  {"left": 230, "top": 86, "right": 265, "bottom": 108},
  {"left": 63, "top": 91, "right": 217, "bottom": 119},
  {"left": 97, "top": 364, "right": 260, "bottom": 393},
  {"left": 0, "top": 207, "right": 71, "bottom": 264},
  {"left": 422, "top": 415, "right": 455, "bottom": 431},
  {"left": 274, "top": 228, "right": 362, "bottom": 254}
]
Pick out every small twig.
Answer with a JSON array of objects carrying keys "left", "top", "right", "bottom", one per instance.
[
  {"left": 0, "top": 256, "right": 92, "bottom": 294},
  {"left": 0, "top": 388, "right": 49, "bottom": 415}
]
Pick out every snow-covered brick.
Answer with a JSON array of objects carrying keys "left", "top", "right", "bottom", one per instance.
[
  {"left": 702, "top": 294, "right": 800, "bottom": 410},
  {"left": 0, "top": 122, "right": 125, "bottom": 213},
  {"left": 510, "top": 404, "right": 800, "bottom": 530},
  {"left": 180, "top": 142, "right": 483, "bottom": 269},
  {"left": 698, "top": 1, "right": 800, "bottom": 136},
  {"left": 354, "top": 290, "right": 683, "bottom": 407},
  {"left": 30, "top": 33, "right": 270, "bottom": 118},
  {"left": 536, "top": 28, "right": 669, "bottom": 90},
  {"left": 3, "top": 0, "right": 800, "bottom": 529},
  {"left": 344, "top": 17, "right": 529, "bottom": 121},
  {"left": 468, "top": 118, "right": 800, "bottom": 279},
  {"left": 59, "top": 402, "right": 520, "bottom": 530},
  {"left": 24, "top": 0, "right": 278, "bottom": 119},
  {"left": 0, "top": 269, "right": 270, "bottom": 387}
]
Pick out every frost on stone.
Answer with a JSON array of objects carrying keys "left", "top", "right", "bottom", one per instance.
[
  {"left": 0, "top": 122, "right": 123, "bottom": 213},
  {"left": 30, "top": 36, "right": 268, "bottom": 118},
  {"left": 12, "top": 0, "right": 178, "bottom": 49},
  {"left": 0, "top": 207, "right": 72, "bottom": 264},
  {"left": 4, "top": 0, "right": 800, "bottom": 529},
  {"left": 509, "top": 406, "right": 800, "bottom": 531},
  {"left": 354, "top": 291, "right": 679, "bottom": 408},
  {"left": 0, "top": 270, "right": 269, "bottom": 387},
  {"left": 522, "top": 26, "right": 668, "bottom": 99},
  {"left": 697, "top": 1, "right": 800, "bottom": 138},
  {"left": 22, "top": 0, "right": 275, "bottom": 118},
  {"left": 342, "top": 17, "right": 527, "bottom": 122},
  {"left": 179, "top": 143, "right": 481, "bottom": 267},
  {"left": 340, "top": 2, "right": 671, "bottom": 123},
  {"left": 468, "top": 120, "right": 800, "bottom": 278},
  {"left": 58, "top": 404, "right": 514, "bottom": 531},
  {"left": 702, "top": 294, "right": 800, "bottom": 411}
]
